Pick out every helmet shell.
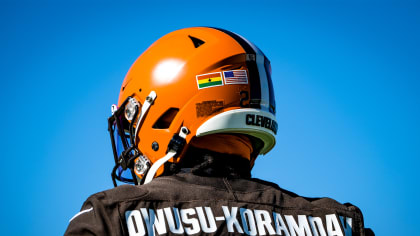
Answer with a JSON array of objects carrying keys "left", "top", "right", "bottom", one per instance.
[{"left": 118, "top": 27, "right": 276, "bottom": 176}]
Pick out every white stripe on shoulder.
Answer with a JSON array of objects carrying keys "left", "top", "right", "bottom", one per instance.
[{"left": 69, "top": 207, "right": 93, "bottom": 222}]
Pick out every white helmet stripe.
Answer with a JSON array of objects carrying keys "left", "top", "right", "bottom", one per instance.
[
  {"left": 210, "top": 28, "right": 262, "bottom": 108},
  {"left": 210, "top": 27, "right": 276, "bottom": 115},
  {"left": 256, "top": 54, "right": 270, "bottom": 110},
  {"left": 235, "top": 35, "right": 271, "bottom": 113}
]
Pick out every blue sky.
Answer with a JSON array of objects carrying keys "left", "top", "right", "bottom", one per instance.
[{"left": 1, "top": 1, "right": 419, "bottom": 235}]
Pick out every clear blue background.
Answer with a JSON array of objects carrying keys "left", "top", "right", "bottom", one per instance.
[{"left": 1, "top": 1, "right": 419, "bottom": 235}]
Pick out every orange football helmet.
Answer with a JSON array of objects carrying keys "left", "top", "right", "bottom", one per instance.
[{"left": 108, "top": 27, "right": 277, "bottom": 186}]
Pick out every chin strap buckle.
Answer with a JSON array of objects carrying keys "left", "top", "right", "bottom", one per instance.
[
  {"left": 167, "top": 127, "right": 189, "bottom": 154},
  {"left": 143, "top": 127, "right": 189, "bottom": 185}
]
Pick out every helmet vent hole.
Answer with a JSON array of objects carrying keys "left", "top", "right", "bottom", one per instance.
[
  {"left": 188, "top": 35, "right": 205, "bottom": 48},
  {"left": 153, "top": 108, "right": 179, "bottom": 129}
]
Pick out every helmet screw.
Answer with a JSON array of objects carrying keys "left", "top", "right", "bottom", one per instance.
[
  {"left": 146, "top": 96, "right": 153, "bottom": 103},
  {"left": 181, "top": 127, "right": 189, "bottom": 134},
  {"left": 152, "top": 141, "right": 159, "bottom": 151}
]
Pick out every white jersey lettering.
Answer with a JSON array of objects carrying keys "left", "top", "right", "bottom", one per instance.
[
  {"left": 126, "top": 210, "right": 146, "bottom": 236},
  {"left": 196, "top": 207, "right": 217, "bottom": 233},
  {"left": 285, "top": 215, "right": 313, "bottom": 236},
  {"left": 339, "top": 216, "right": 352, "bottom": 236},
  {"left": 125, "top": 207, "right": 351, "bottom": 236},
  {"left": 254, "top": 209, "right": 276, "bottom": 235},
  {"left": 180, "top": 208, "right": 200, "bottom": 235},
  {"left": 273, "top": 212, "right": 290, "bottom": 236},
  {"left": 308, "top": 216, "right": 327, "bottom": 236},
  {"left": 326, "top": 214, "right": 343, "bottom": 236},
  {"left": 222, "top": 206, "right": 244, "bottom": 233},
  {"left": 140, "top": 208, "right": 166, "bottom": 236},
  {"left": 240, "top": 208, "right": 257, "bottom": 235},
  {"left": 164, "top": 207, "right": 184, "bottom": 234}
]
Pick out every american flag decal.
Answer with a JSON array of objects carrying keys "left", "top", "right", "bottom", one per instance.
[{"left": 223, "top": 70, "right": 248, "bottom": 85}]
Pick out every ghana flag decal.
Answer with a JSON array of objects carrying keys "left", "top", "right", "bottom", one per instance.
[{"left": 196, "top": 72, "right": 223, "bottom": 89}]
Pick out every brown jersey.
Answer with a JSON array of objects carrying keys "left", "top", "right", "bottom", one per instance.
[{"left": 65, "top": 173, "right": 371, "bottom": 235}]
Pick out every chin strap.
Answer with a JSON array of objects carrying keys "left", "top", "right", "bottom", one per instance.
[
  {"left": 143, "top": 127, "right": 189, "bottom": 184},
  {"left": 143, "top": 151, "right": 177, "bottom": 184}
]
